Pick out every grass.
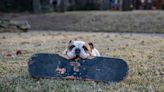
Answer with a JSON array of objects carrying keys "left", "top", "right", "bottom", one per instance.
[
  {"left": 0, "top": 31, "right": 164, "bottom": 92},
  {"left": 9, "top": 11, "right": 164, "bottom": 33}
]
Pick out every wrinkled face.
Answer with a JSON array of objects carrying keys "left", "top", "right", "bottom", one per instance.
[{"left": 66, "top": 41, "right": 91, "bottom": 59}]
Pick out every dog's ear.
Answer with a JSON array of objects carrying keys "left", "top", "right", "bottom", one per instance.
[
  {"left": 68, "top": 40, "right": 74, "bottom": 44},
  {"left": 88, "top": 42, "right": 94, "bottom": 49},
  {"left": 69, "top": 40, "right": 72, "bottom": 44}
]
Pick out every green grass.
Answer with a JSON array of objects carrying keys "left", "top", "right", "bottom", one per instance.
[{"left": 0, "top": 31, "right": 164, "bottom": 92}]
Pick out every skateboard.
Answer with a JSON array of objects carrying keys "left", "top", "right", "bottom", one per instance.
[{"left": 28, "top": 53, "right": 128, "bottom": 82}]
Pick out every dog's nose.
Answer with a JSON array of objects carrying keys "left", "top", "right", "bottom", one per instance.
[{"left": 75, "top": 48, "right": 80, "bottom": 55}]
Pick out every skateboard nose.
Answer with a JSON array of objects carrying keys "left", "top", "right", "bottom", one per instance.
[{"left": 75, "top": 48, "right": 80, "bottom": 55}]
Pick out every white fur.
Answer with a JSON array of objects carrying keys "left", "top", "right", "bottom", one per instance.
[
  {"left": 92, "top": 48, "right": 100, "bottom": 56},
  {"left": 63, "top": 40, "right": 100, "bottom": 59}
]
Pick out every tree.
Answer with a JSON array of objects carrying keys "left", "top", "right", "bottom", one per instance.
[
  {"left": 33, "top": 0, "right": 42, "bottom": 13},
  {"left": 59, "top": 0, "right": 65, "bottom": 12},
  {"left": 121, "top": 0, "right": 131, "bottom": 11}
]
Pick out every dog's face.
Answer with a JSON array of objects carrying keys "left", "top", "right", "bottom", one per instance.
[{"left": 65, "top": 40, "right": 93, "bottom": 59}]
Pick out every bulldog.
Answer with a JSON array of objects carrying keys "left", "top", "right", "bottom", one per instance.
[
  {"left": 56, "top": 40, "right": 100, "bottom": 76},
  {"left": 63, "top": 40, "right": 100, "bottom": 60}
]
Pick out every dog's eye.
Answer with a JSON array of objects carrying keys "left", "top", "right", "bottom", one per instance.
[
  {"left": 82, "top": 46, "right": 88, "bottom": 51},
  {"left": 69, "top": 45, "right": 75, "bottom": 50}
]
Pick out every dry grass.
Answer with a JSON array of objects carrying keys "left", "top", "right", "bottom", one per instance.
[
  {"left": 2, "top": 11, "right": 164, "bottom": 33},
  {"left": 0, "top": 31, "right": 164, "bottom": 92},
  {"left": 0, "top": 11, "right": 164, "bottom": 33}
]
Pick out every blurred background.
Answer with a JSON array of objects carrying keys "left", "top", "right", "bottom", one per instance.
[
  {"left": 0, "top": 0, "right": 164, "bottom": 13},
  {"left": 0, "top": 0, "right": 164, "bottom": 33}
]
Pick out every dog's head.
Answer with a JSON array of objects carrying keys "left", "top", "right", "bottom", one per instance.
[{"left": 64, "top": 40, "right": 94, "bottom": 59}]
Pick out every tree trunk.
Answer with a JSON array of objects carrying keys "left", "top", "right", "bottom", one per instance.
[
  {"left": 121, "top": 0, "right": 131, "bottom": 11},
  {"left": 58, "top": 0, "right": 65, "bottom": 12},
  {"left": 33, "top": 0, "right": 42, "bottom": 13},
  {"left": 156, "top": 0, "right": 162, "bottom": 9}
]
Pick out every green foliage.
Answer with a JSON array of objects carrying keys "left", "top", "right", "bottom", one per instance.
[
  {"left": 0, "top": 0, "right": 98, "bottom": 12},
  {"left": 70, "top": 1, "right": 97, "bottom": 11},
  {"left": 0, "top": 0, "right": 33, "bottom": 12}
]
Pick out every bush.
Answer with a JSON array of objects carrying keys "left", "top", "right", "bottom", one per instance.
[{"left": 0, "top": 0, "right": 33, "bottom": 12}]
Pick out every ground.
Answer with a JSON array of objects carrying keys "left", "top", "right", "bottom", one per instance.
[
  {"left": 1, "top": 11, "right": 164, "bottom": 33},
  {"left": 0, "top": 31, "right": 164, "bottom": 92}
]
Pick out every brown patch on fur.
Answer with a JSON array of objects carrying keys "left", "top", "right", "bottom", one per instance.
[
  {"left": 88, "top": 42, "right": 94, "bottom": 49},
  {"left": 84, "top": 43, "right": 92, "bottom": 56}
]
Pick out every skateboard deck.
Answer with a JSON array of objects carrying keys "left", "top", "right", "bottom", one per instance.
[{"left": 28, "top": 53, "right": 128, "bottom": 82}]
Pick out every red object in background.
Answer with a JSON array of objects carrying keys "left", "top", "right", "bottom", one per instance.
[{"left": 16, "top": 50, "right": 22, "bottom": 55}]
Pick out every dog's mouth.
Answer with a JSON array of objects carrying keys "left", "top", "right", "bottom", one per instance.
[
  {"left": 71, "top": 55, "right": 83, "bottom": 60},
  {"left": 74, "top": 55, "right": 81, "bottom": 59}
]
